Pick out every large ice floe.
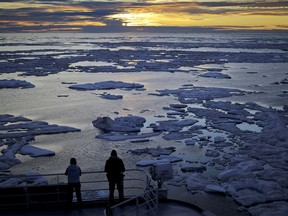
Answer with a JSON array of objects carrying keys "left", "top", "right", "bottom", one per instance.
[
  {"left": 93, "top": 115, "right": 161, "bottom": 141},
  {"left": 0, "top": 79, "right": 35, "bottom": 89},
  {"left": 0, "top": 114, "right": 80, "bottom": 171}
]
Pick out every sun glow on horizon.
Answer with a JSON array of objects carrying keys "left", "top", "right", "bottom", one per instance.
[
  {"left": 0, "top": 0, "right": 287, "bottom": 32},
  {"left": 108, "top": 11, "right": 288, "bottom": 30}
]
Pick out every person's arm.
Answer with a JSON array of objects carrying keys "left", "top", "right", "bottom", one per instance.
[
  {"left": 65, "top": 167, "right": 68, "bottom": 175},
  {"left": 121, "top": 160, "right": 125, "bottom": 172},
  {"left": 104, "top": 160, "right": 108, "bottom": 173}
]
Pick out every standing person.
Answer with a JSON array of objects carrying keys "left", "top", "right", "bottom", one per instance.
[
  {"left": 65, "top": 158, "right": 82, "bottom": 207},
  {"left": 105, "top": 150, "right": 125, "bottom": 203}
]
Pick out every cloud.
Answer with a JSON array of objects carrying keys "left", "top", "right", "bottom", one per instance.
[{"left": 0, "top": 0, "right": 287, "bottom": 32}]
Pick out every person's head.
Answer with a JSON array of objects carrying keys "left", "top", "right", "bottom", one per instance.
[
  {"left": 111, "top": 150, "right": 117, "bottom": 157},
  {"left": 70, "top": 158, "right": 77, "bottom": 165}
]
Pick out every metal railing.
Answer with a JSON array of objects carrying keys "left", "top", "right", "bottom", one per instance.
[
  {"left": 108, "top": 183, "right": 159, "bottom": 216},
  {"left": 0, "top": 169, "right": 159, "bottom": 215}
]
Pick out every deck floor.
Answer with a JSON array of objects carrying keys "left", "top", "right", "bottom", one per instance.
[{"left": 1, "top": 200, "right": 208, "bottom": 216}]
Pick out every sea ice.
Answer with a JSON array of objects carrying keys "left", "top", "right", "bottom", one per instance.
[
  {"left": 129, "top": 146, "right": 175, "bottom": 156},
  {"left": 157, "top": 155, "right": 182, "bottom": 163},
  {"left": 185, "top": 139, "right": 197, "bottom": 145},
  {"left": 214, "top": 136, "right": 226, "bottom": 143},
  {"left": 156, "top": 86, "right": 246, "bottom": 104},
  {"left": 136, "top": 159, "right": 170, "bottom": 167},
  {"left": 0, "top": 114, "right": 80, "bottom": 170},
  {"left": 0, "top": 172, "right": 48, "bottom": 187},
  {"left": 99, "top": 93, "right": 123, "bottom": 100},
  {"left": 186, "top": 173, "right": 225, "bottom": 193},
  {"left": 19, "top": 145, "right": 55, "bottom": 157},
  {"left": 93, "top": 115, "right": 146, "bottom": 132},
  {"left": 181, "top": 164, "right": 206, "bottom": 173},
  {"left": 223, "top": 178, "right": 288, "bottom": 207},
  {"left": 199, "top": 72, "right": 231, "bottom": 79},
  {"left": 0, "top": 79, "right": 35, "bottom": 89},
  {"left": 248, "top": 201, "right": 288, "bottom": 216},
  {"left": 150, "top": 119, "right": 198, "bottom": 132},
  {"left": 1, "top": 34, "right": 288, "bottom": 215},
  {"left": 69, "top": 80, "right": 144, "bottom": 91},
  {"left": 205, "top": 149, "right": 220, "bottom": 158},
  {"left": 96, "top": 132, "right": 161, "bottom": 141},
  {"left": 205, "top": 184, "right": 226, "bottom": 193}
]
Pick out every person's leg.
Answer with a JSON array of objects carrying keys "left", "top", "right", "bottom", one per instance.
[
  {"left": 117, "top": 178, "right": 124, "bottom": 202},
  {"left": 67, "top": 184, "right": 74, "bottom": 206},
  {"left": 75, "top": 182, "right": 82, "bottom": 205},
  {"left": 109, "top": 179, "right": 115, "bottom": 203}
]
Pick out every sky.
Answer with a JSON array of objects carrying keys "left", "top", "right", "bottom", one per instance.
[{"left": 0, "top": 0, "right": 287, "bottom": 33}]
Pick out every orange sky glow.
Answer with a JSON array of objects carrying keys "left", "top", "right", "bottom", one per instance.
[{"left": 0, "top": 0, "right": 287, "bottom": 32}]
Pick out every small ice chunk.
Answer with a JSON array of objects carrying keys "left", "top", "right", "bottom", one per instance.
[
  {"left": 20, "top": 145, "right": 55, "bottom": 157},
  {"left": 185, "top": 139, "right": 196, "bottom": 145},
  {"left": 205, "top": 184, "right": 226, "bottom": 193},
  {"left": 100, "top": 93, "right": 123, "bottom": 100},
  {"left": 157, "top": 155, "right": 183, "bottom": 163},
  {"left": 181, "top": 164, "right": 206, "bottom": 173},
  {"left": 214, "top": 136, "right": 226, "bottom": 143},
  {"left": 199, "top": 72, "right": 231, "bottom": 79},
  {"left": 136, "top": 159, "right": 170, "bottom": 167}
]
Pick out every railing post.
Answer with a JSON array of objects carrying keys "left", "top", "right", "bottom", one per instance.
[
  {"left": 25, "top": 175, "right": 29, "bottom": 209},
  {"left": 156, "top": 187, "right": 159, "bottom": 215},
  {"left": 57, "top": 174, "right": 59, "bottom": 202},
  {"left": 136, "top": 197, "right": 139, "bottom": 216}
]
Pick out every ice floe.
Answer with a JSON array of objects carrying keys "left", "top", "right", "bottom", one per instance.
[
  {"left": 156, "top": 86, "right": 246, "bottom": 104},
  {"left": 93, "top": 115, "right": 146, "bottom": 132},
  {"left": 199, "top": 72, "right": 231, "bottom": 79},
  {"left": 0, "top": 79, "right": 35, "bottom": 89},
  {"left": 0, "top": 172, "right": 48, "bottom": 187},
  {"left": 180, "top": 164, "right": 206, "bottom": 173},
  {"left": 0, "top": 114, "right": 80, "bottom": 170},
  {"left": 69, "top": 81, "right": 144, "bottom": 91},
  {"left": 136, "top": 159, "right": 170, "bottom": 167},
  {"left": 99, "top": 93, "right": 123, "bottom": 100},
  {"left": 96, "top": 132, "right": 161, "bottom": 141},
  {"left": 248, "top": 201, "right": 288, "bottom": 216},
  {"left": 186, "top": 173, "right": 225, "bottom": 193},
  {"left": 19, "top": 145, "right": 55, "bottom": 157},
  {"left": 129, "top": 146, "right": 176, "bottom": 156}
]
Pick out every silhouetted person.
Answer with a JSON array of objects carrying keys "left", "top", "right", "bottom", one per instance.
[
  {"left": 105, "top": 150, "right": 125, "bottom": 203},
  {"left": 65, "top": 158, "right": 82, "bottom": 207}
]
